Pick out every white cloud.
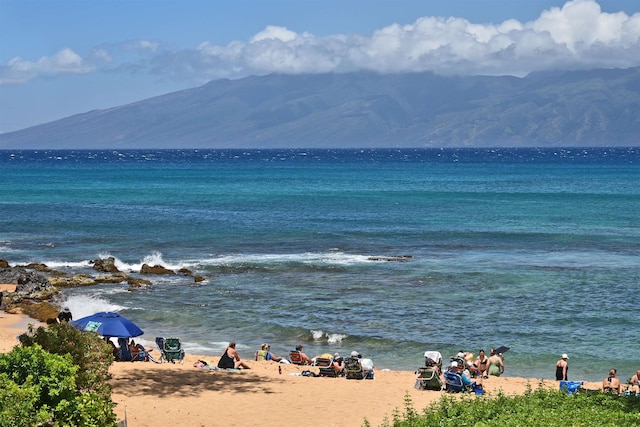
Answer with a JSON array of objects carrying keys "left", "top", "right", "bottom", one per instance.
[
  {"left": 0, "top": 48, "right": 93, "bottom": 85},
  {"left": 1, "top": 0, "right": 639, "bottom": 86}
]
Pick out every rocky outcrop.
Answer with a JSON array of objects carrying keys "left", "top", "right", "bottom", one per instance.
[
  {"left": 140, "top": 264, "right": 175, "bottom": 275},
  {"left": 0, "top": 259, "right": 9, "bottom": 268},
  {"left": 0, "top": 268, "right": 59, "bottom": 303},
  {"left": 48, "top": 274, "right": 98, "bottom": 288},
  {"left": 90, "top": 257, "right": 121, "bottom": 273}
]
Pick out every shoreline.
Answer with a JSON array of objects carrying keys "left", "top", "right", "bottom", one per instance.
[{"left": 1, "top": 311, "right": 603, "bottom": 427}]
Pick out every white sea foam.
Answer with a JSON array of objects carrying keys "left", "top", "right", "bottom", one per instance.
[
  {"left": 60, "top": 294, "right": 127, "bottom": 320},
  {"left": 201, "top": 252, "right": 373, "bottom": 266},
  {"left": 310, "top": 330, "right": 347, "bottom": 343},
  {"left": 326, "top": 333, "right": 347, "bottom": 344},
  {"left": 44, "top": 260, "right": 92, "bottom": 269},
  {"left": 100, "top": 251, "right": 190, "bottom": 272}
]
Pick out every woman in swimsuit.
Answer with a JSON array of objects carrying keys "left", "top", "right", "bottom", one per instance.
[
  {"left": 218, "top": 341, "right": 251, "bottom": 369},
  {"left": 555, "top": 354, "right": 569, "bottom": 381},
  {"left": 487, "top": 348, "right": 504, "bottom": 377},
  {"left": 474, "top": 349, "right": 489, "bottom": 378}
]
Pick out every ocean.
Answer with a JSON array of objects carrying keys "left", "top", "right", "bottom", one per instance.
[{"left": 1, "top": 147, "right": 638, "bottom": 382}]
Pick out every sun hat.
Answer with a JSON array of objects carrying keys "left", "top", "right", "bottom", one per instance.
[
  {"left": 351, "top": 351, "right": 359, "bottom": 357},
  {"left": 63, "top": 307, "right": 70, "bottom": 312},
  {"left": 334, "top": 352, "right": 340, "bottom": 358},
  {"left": 451, "top": 361, "right": 458, "bottom": 368},
  {"left": 562, "top": 353, "right": 569, "bottom": 359}
]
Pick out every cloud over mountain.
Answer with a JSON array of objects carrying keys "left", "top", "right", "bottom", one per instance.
[{"left": 1, "top": 0, "right": 639, "bottom": 86}]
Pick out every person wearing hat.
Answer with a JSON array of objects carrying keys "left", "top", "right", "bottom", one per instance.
[
  {"left": 255, "top": 343, "right": 288, "bottom": 363},
  {"left": 56, "top": 307, "right": 72, "bottom": 323},
  {"left": 331, "top": 352, "right": 345, "bottom": 375},
  {"left": 555, "top": 354, "right": 569, "bottom": 381}
]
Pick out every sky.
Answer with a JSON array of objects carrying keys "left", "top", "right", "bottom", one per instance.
[{"left": 1, "top": 0, "right": 639, "bottom": 133}]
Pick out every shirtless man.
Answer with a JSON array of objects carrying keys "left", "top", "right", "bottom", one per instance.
[
  {"left": 296, "top": 344, "right": 313, "bottom": 364},
  {"left": 602, "top": 368, "right": 621, "bottom": 394}
]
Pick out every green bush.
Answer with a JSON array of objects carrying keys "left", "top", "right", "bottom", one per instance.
[
  {"left": 384, "top": 385, "right": 640, "bottom": 427},
  {"left": 19, "top": 323, "right": 114, "bottom": 400},
  {"left": 4, "top": 323, "right": 118, "bottom": 426},
  {"left": 0, "top": 344, "right": 82, "bottom": 426}
]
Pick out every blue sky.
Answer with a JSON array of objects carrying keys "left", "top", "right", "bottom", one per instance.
[{"left": 1, "top": 0, "right": 639, "bottom": 133}]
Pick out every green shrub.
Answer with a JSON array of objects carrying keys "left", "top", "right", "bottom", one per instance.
[
  {"left": 19, "top": 323, "right": 114, "bottom": 400},
  {"left": 0, "top": 344, "right": 81, "bottom": 426},
  {"left": 9, "top": 323, "right": 118, "bottom": 426},
  {"left": 386, "top": 386, "right": 640, "bottom": 427},
  {"left": 0, "top": 372, "right": 41, "bottom": 427}
]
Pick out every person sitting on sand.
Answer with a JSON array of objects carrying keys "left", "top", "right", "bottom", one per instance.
[
  {"left": 555, "top": 353, "right": 569, "bottom": 381},
  {"left": 603, "top": 368, "right": 622, "bottom": 394},
  {"left": 487, "top": 348, "right": 504, "bottom": 377},
  {"left": 218, "top": 341, "right": 251, "bottom": 369},
  {"left": 630, "top": 369, "right": 640, "bottom": 392},
  {"left": 255, "top": 343, "right": 289, "bottom": 363},
  {"left": 474, "top": 349, "right": 489, "bottom": 378}
]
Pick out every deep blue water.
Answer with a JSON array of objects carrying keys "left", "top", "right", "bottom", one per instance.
[{"left": 1, "top": 148, "right": 639, "bottom": 382}]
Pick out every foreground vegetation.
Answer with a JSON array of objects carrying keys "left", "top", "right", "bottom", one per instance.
[
  {"left": 0, "top": 323, "right": 117, "bottom": 427},
  {"left": 372, "top": 384, "right": 640, "bottom": 427}
]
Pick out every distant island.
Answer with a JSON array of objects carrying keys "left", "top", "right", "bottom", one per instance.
[{"left": 1, "top": 67, "right": 639, "bottom": 149}]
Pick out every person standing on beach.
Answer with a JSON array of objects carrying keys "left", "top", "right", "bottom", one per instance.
[
  {"left": 218, "top": 341, "right": 251, "bottom": 369},
  {"left": 487, "top": 348, "right": 504, "bottom": 377},
  {"left": 555, "top": 354, "right": 569, "bottom": 380}
]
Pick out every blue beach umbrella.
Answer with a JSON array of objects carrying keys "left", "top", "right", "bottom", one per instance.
[{"left": 71, "top": 311, "right": 143, "bottom": 338}]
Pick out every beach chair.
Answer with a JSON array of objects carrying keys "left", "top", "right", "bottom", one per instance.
[
  {"left": 415, "top": 366, "right": 443, "bottom": 391},
  {"left": 289, "top": 350, "right": 306, "bottom": 365},
  {"left": 156, "top": 336, "right": 185, "bottom": 364},
  {"left": 444, "top": 370, "right": 470, "bottom": 393},
  {"left": 315, "top": 355, "right": 342, "bottom": 378},
  {"left": 344, "top": 356, "right": 373, "bottom": 380}
]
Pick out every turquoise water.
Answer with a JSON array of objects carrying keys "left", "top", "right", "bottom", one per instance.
[{"left": 1, "top": 148, "right": 639, "bottom": 382}]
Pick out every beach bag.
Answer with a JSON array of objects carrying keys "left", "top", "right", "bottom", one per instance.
[{"left": 559, "top": 381, "right": 583, "bottom": 395}]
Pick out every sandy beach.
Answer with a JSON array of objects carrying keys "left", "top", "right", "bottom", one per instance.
[{"left": 0, "top": 310, "right": 603, "bottom": 427}]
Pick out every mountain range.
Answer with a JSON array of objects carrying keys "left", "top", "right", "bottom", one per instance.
[{"left": 1, "top": 67, "right": 639, "bottom": 149}]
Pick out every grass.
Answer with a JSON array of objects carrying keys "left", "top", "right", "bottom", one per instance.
[{"left": 367, "top": 383, "right": 640, "bottom": 427}]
